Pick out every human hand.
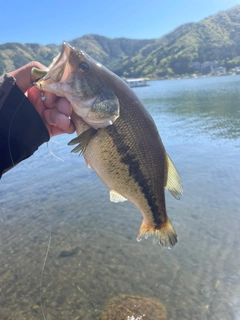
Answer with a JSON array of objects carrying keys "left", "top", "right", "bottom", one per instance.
[{"left": 9, "top": 62, "right": 75, "bottom": 137}]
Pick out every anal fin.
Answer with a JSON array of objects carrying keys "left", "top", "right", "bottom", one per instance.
[{"left": 110, "top": 190, "right": 128, "bottom": 203}]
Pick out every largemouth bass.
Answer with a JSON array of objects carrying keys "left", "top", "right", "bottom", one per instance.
[{"left": 32, "top": 42, "right": 183, "bottom": 248}]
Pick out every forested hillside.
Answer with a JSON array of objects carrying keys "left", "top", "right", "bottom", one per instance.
[{"left": 0, "top": 5, "right": 240, "bottom": 78}]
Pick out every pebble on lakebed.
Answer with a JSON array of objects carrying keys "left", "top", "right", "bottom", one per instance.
[
  {"left": 58, "top": 247, "right": 79, "bottom": 258},
  {"left": 100, "top": 294, "right": 167, "bottom": 320}
]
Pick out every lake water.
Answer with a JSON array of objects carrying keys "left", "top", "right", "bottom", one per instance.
[{"left": 0, "top": 75, "right": 240, "bottom": 320}]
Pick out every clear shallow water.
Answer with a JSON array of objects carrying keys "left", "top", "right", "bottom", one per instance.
[{"left": 0, "top": 75, "right": 240, "bottom": 320}]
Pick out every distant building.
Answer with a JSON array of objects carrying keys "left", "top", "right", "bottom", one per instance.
[
  {"left": 213, "top": 66, "right": 226, "bottom": 75},
  {"left": 201, "top": 61, "right": 218, "bottom": 74},
  {"left": 236, "top": 67, "right": 240, "bottom": 74},
  {"left": 124, "top": 78, "right": 148, "bottom": 87},
  {"left": 192, "top": 61, "right": 219, "bottom": 74}
]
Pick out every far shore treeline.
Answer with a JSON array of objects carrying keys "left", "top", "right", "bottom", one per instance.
[{"left": 1, "top": 5, "right": 240, "bottom": 79}]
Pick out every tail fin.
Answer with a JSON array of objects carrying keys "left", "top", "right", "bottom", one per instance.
[{"left": 137, "top": 218, "right": 178, "bottom": 249}]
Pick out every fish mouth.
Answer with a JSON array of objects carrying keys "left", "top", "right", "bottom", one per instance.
[
  {"left": 46, "top": 42, "right": 72, "bottom": 83},
  {"left": 32, "top": 41, "right": 73, "bottom": 89},
  {"left": 32, "top": 41, "right": 91, "bottom": 90},
  {"left": 50, "top": 41, "right": 72, "bottom": 70}
]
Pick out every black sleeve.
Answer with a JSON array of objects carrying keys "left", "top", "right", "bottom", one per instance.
[{"left": 0, "top": 75, "right": 50, "bottom": 177}]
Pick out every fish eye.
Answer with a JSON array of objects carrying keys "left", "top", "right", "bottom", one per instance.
[{"left": 78, "top": 61, "right": 89, "bottom": 72}]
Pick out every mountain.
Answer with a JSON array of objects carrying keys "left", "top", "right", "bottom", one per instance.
[{"left": 0, "top": 5, "right": 240, "bottom": 77}]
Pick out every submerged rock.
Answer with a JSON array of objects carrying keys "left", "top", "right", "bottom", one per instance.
[
  {"left": 100, "top": 294, "right": 167, "bottom": 320},
  {"left": 58, "top": 246, "right": 79, "bottom": 258}
]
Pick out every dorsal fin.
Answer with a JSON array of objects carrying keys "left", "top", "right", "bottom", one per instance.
[{"left": 165, "top": 153, "right": 183, "bottom": 200}]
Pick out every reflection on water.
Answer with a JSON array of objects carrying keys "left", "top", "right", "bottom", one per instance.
[
  {"left": 0, "top": 76, "right": 240, "bottom": 320},
  {"left": 140, "top": 76, "right": 240, "bottom": 142}
]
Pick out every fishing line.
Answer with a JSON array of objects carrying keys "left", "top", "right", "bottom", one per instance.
[
  {"left": 39, "top": 206, "right": 52, "bottom": 320},
  {"left": 7, "top": 94, "right": 54, "bottom": 320},
  {"left": 47, "top": 141, "right": 64, "bottom": 163}
]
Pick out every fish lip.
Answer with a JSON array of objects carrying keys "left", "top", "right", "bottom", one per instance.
[
  {"left": 62, "top": 41, "right": 72, "bottom": 53},
  {"left": 61, "top": 41, "right": 89, "bottom": 62},
  {"left": 61, "top": 41, "right": 84, "bottom": 58},
  {"left": 60, "top": 41, "right": 72, "bottom": 60}
]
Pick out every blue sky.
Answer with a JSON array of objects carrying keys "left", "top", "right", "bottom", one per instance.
[{"left": 1, "top": 0, "right": 239, "bottom": 45}]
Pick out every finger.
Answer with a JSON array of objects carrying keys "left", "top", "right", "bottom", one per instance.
[
  {"left": 44, "top": 92, "right": 58, "bottom": 108},
  {"left": 43, "top": 109, "right": 75, "bottom": 134},
  {"left": 56, "top": 98, "right": 72, "bottom": 116},
  {"left": 55, "top": 114, "right": 75, "bottom": 134},
  {"left": 50, "top": 126, "right": 66, "bottom": 137}
]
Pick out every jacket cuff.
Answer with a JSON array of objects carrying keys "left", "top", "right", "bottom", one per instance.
[
  {"left": 0, "top": 75, "right": 50, "bottom": 176},
  {"left": 0, "top": 74, "right": 16, "bottom": 110}
]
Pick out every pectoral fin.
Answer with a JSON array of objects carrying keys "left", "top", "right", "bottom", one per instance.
[
  {"left": 110, "top": 190, "right": 128, "bottom": 203},
  {"left": 68, "top": 128, "right": 96, "bottom": 154},
  {"left": 165, "top": 153, "right": 183, "bottom": 200}
]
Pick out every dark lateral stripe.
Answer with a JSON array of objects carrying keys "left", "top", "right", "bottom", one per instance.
[{"left": 107, "top": 125, "right": 162, "bottom": 225}]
